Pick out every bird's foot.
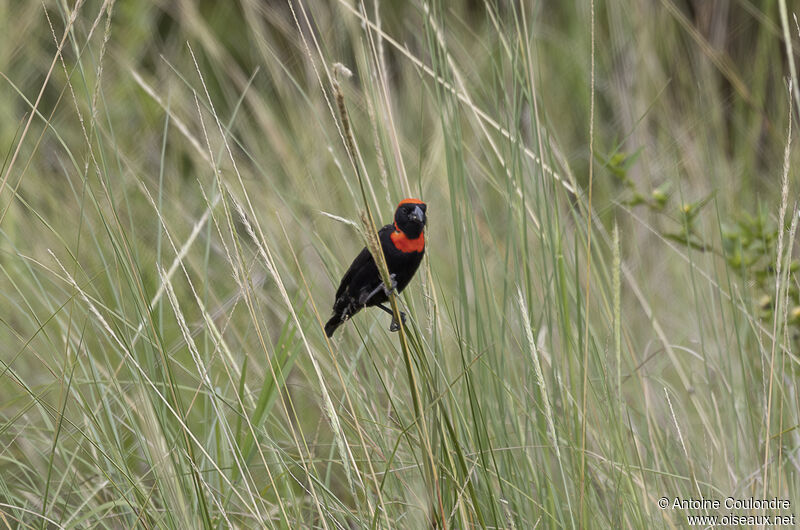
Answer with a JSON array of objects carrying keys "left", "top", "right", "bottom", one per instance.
[
  {"left": 389, "top": 311, "right": 406, "bottom": 332},
  {"left": 381, "top": 274, "right": 398, "bottom": 297},
  {"left": 364, "top": 274, "right": 398, "bottom": 305}
]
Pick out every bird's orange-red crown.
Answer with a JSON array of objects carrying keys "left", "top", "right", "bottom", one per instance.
[{"left": 397, "top": 198, "right": 425, "bottom": 207}]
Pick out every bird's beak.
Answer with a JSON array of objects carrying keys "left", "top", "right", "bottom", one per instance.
[{"left": 409, "top": 205, "right": 426, "bottom": 224}]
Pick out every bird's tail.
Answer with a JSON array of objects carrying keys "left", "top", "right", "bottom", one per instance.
[{"left": 324, "top": 313, "right": 342, "bottom": 337}]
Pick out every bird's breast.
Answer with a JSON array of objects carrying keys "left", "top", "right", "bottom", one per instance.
[{"left": 389, "top": 230, "right": 425, "bottom": 253}]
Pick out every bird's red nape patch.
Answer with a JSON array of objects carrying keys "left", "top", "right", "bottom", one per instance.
[
  {"left": 398, "top": 198, "right": 425, "bottom": 207},
  {"left": 391, "top": 227, "right": 425, "bottom": 253}
]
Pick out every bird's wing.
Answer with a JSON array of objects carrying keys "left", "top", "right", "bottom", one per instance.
[
  {"left": 335, "top": 246, "right": 372, "bottom": 300},
  {"left": 334, "top": 224, "right": 393, "bottom": 300}
]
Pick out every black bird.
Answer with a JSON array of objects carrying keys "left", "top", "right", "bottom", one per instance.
[{"left": 325, "top": 199, "right": 427, "bottom": 337}]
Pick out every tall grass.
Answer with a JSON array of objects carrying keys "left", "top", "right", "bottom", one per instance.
[{"left": 0, "top": 0, "right": 798, "bottom": 528}]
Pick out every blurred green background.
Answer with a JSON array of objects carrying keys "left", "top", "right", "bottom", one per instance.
[{"left": 1, "top": 0, "right": 799, "bottom": 528}]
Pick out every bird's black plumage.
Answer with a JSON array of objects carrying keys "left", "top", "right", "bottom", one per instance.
[{"left": 325, "top": 200, "right": 427, "bottom": 337}]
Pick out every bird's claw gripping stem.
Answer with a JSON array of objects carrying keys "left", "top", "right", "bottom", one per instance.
[
  {"left": 389, "top": 311, "right": 406, "bottom": 332},
  {"left": 365, "top": 274, "right": 398, "bottom": 304},
  {"left": 382, "top": 274, "right": 398, "bottom": 297}
]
